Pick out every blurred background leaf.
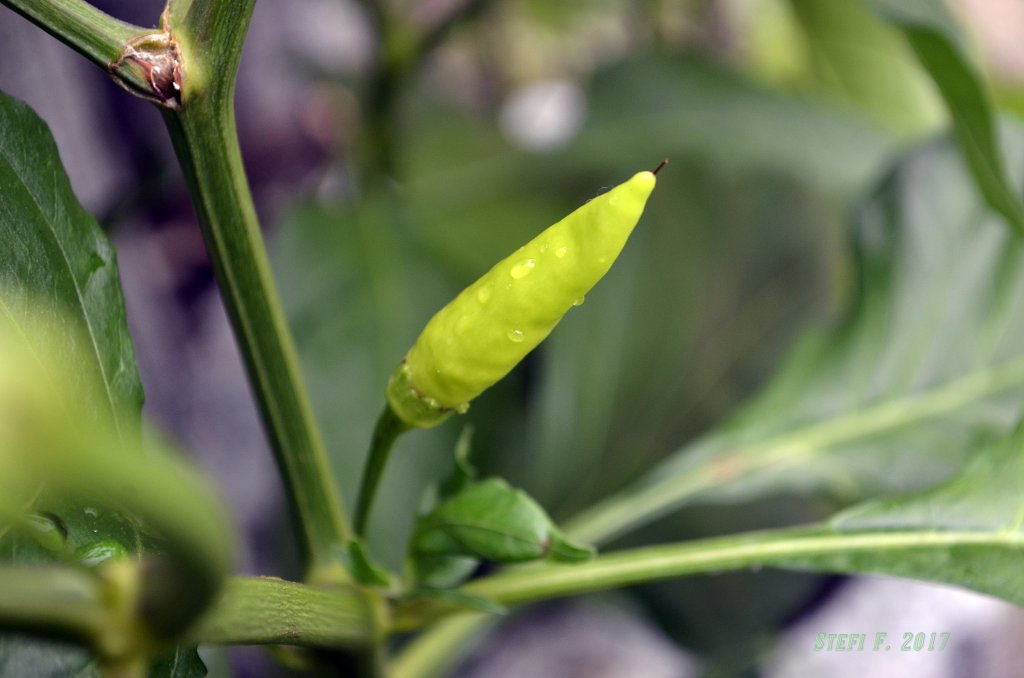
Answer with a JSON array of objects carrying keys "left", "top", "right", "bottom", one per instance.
[
  {"left": 569, "top": 119, "right": 1024, "bottom": 547},
  {"left": 745, "top": 0, "right": 943, "bottom": 137},
  {"left": 781, "top": 416, "right": 1024, "bottom": 598},
  {"left": 871, "top": 0, "right": 1024, "bottom": 235},
  {"left": 272, "top": 2, "right": 1024, "bottom": 669},
  {"left": 273, "top": 47, "right": 899, "bottom": 566}
]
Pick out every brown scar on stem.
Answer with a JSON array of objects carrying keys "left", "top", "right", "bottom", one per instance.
[{"left": 108, "top": 5, "right": 183, "bottom": 110}]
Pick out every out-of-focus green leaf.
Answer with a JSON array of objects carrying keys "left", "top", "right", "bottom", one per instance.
[
  {"left": 403, "top": 55, "right": 894, "bottom": 274},
  {"left": 572, "top": 55, "right": 895, "bottom": 197},
  {"left": 272, "top": 198, "right": 457, "bottom": 568},
  {"left": 870, "top": 0, "right": 1024, "bottom": 236},
  {"left": 777, "top": 419, "right": 1024, "bottom": 603},
  {"left": 0, "top": 92, "right": 212, "bottom": 678},
  {"left": 568, "top": 123, "right": 1024, "bottom": 546},
  {"left": 869, "top": 0, "right": 961, "bottom": 37},
  {"left": 786, "top": 0, "right": 941, "bottom": 135}
]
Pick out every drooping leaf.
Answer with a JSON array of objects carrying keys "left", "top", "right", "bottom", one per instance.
[
  {"left": 568, "top": 122, "right": 1024, "bottom": 546},
  {"left": 869, "top": 0, "right": 1024, "bottom": 235}
]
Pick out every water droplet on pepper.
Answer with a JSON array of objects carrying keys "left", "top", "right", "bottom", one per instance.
[{"left": 510, "top": 259, "right": 536, "bottom": 279}]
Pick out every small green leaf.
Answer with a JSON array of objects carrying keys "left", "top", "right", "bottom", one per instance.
[{"left": 413, "top": 478, "right": 595, "bottom": 568}]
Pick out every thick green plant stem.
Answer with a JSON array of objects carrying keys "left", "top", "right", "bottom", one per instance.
[
  {"left": 189, "top": 576, "right": 377, "bottom": 647},
  {"left": 0, "top": 0, "right": 139, "bottom": 67},
  {"left": 354, "top": 405, "right": 409, "bottom": 535},
  {"left": 162, "top": 0, "right": 350, "bottom": 575}
]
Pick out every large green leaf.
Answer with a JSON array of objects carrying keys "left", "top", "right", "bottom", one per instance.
[
  {"left": 567, "top": 122, "right": 1024, "bottom": 546},
  {"left": 778, "top": 418, "right": 1024, "bottom": 599},
  {"left": 456, "top": 421, "right": 1024, "bottom": 608},
  {"left": 0, "top": 92, "right": 205, "bottom": 677},
  {"left": 0, "top": 91, "right": 142, "bottom": 436},
  {"left": 870, "top": 0, "right": 1024, "bottom": 235}
]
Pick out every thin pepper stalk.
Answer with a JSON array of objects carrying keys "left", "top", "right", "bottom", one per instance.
[
  {"left": 158, "top": 0, "right": 351, "bottom": 578},
  {"left": 354, "top": 405, "right": 410, "bottom": 536}
]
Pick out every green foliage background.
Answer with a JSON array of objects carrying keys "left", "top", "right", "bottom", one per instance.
[
  {"left": 4, "top": 0, "right": 1024, "bottom": 675},
  {"left": 270, "top": 0, "right": 1024, "bottom": 671}
]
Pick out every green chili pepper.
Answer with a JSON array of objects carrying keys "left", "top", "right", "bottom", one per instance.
[{"left": 387, "top": 167, "right": 659, "bottom": 428}]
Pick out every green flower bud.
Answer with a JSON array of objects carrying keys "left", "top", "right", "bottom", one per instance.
[{"left": 388, "top": 169, "right": 658, "bottom": 428}]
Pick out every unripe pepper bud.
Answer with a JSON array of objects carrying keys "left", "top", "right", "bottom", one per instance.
[{"left": 388, "top": 169, "right": 659, "bottom": 428}]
